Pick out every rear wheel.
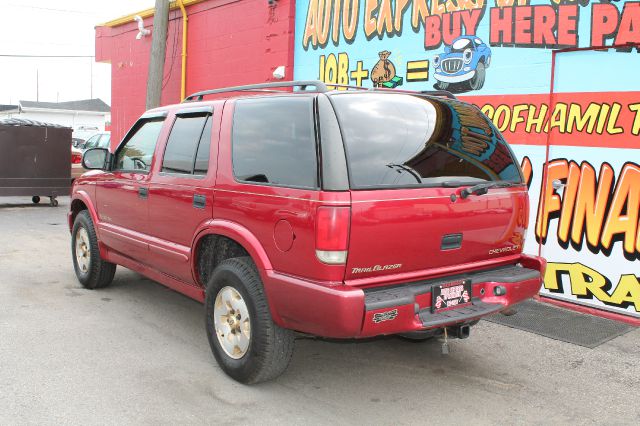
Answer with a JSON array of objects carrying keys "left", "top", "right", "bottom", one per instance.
[
  {"left": 205, "top": 257, "right": 294, "bottom": 384},
  {"left": 32, "top": 196, "right": 40, "bottom": 204},
  {"left": 71, "top": 210, "right": 116, "bottom": 289}
]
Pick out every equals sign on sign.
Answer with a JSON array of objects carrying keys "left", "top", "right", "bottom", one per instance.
[{"left": 406, "top": 60, "right": 429, "bottom": 82}]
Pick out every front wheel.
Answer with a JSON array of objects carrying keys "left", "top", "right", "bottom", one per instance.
[
  {"left": 205, "top": 257, "right": 294, "bottom": 384},
  {"left": 71, "top": 210, "right": 116, "bottom": 289}
]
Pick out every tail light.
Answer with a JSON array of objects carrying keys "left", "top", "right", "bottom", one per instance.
[
  {"left": 71, "top": 153, "right": 82, "bottom": 164},
  {"left": 315, "top": 206, "right": 350, "bottom": 265}
]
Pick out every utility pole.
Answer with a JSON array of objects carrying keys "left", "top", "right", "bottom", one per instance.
[{"left": 146, "top": 0, "right": 170, "bottom": 109}]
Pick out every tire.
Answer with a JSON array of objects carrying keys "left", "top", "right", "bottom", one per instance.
[
  {"left": 468, "top": 62, "right": 486, "bottom": 91},
  {"left": 71, "top": 210, "right": 116, "bottom": 289},
  {"left": 205, "top": 257, "right": 294, "bottom": 384},
  {"left": 32, "top": 196, "right": 40, "bottom": 204}
]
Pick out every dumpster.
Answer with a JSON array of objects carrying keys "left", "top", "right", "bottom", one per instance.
[{"left": 0, "top": 118, "right": 72, "bottom": 206}]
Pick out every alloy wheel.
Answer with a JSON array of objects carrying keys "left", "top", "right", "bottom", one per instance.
[
  {"left": 214, "top": 286, "right": 251, "bottom": 359},
  {"left": 75, "top": 227, "right": 91, "bottom": 273}
]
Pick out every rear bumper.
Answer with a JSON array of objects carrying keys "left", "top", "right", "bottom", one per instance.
[{"left": 264, "top": 255, "right": 545, "bottom": 338}]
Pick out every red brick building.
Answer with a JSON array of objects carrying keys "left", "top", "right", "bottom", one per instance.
[{"left": 96, "top": 0, "right": 296, "bottom": 143}]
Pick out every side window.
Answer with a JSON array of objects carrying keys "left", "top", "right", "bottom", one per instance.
[
  {"left": 85, "top": 134, "right": 99, "bottom": 149},
  {"left": 194, "top": 117, "right": 212, "bottom": 175},
  {"left": 114, "top": 119, "right": 165, "bottom": 172},
  {"left": 232, "top": 97, "right": 317, "bottom": 189},
  {"left": 161, "top": 112, "right": 212, "bottom": 175}
]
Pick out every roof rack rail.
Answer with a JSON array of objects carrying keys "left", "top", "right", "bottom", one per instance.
[
  {"left": 319, "top": 83, "right": 369, "bottom": 91},
  {"left": 183, "top": 80, "right": 458, "bottom": 102},
  {"left": 183, "top": 80, "right": 329, "bottom": 102}
]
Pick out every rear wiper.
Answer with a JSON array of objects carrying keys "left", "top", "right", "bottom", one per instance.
[
  {"left": 386, "top": 164, "right": 422, "bottom": 183},
  {"left": 459, "top": 181, "right": 520, "bottom": 199}
]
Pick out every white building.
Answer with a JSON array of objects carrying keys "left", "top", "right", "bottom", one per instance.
[{"left": 0, "top": 99, "right": 110, "bottom": 140}]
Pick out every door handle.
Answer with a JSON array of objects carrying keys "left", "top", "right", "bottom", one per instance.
[
  {"left": 193, "top": 194, "right": 206, "bottom": 209},
  {"left": 138, "top": 187, "right": 148, "bottom": 199}
]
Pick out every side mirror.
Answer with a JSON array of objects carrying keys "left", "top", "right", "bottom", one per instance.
[{"left": 82, "top": 148, "right": 109, "bottom": 170}]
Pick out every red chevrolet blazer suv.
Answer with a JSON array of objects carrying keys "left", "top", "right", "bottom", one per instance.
[{"left": 69, "top": 81, "right": 545, "bottom": 384}]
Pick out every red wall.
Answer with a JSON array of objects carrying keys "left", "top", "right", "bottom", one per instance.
[{"left": 96, "top": 0, "right": 296, "bottom": 144}]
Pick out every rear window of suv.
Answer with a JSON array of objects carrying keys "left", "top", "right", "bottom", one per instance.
[{"left": 330, "top": 93, "right": 523, "bottom": 189}]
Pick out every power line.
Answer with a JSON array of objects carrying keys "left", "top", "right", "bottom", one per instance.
[{"left": 0, "top": 54, "right": 95, "bottom": 58}]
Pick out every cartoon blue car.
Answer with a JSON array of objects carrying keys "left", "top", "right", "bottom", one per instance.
[{"left": 433, "top": 35, "right": 491, "bottom": 92}]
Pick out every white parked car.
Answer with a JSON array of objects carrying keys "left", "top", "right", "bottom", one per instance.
[{"left": 81, "top": 132, "right": 111, "bottom": 151}]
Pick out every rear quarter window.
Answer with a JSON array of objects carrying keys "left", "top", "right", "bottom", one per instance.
[{"left": 232, "top": 97, "right": 318, "bottom": 189}]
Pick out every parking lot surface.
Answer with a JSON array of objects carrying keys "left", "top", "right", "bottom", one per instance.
[{"left": 1, "top": 197, "right": 639, "bottom": 425}]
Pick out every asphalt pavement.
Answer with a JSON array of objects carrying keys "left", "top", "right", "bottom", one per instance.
[{"left": 1, "top": 196, "right": 638, "bottom": 425}]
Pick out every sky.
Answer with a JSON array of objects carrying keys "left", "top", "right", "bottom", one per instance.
[{"left": 0, "top": 0, "right": 156, "bottom": 106}]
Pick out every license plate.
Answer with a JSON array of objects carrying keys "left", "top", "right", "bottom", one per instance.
[{"left": 432, "top": 279, "right": 472, "bottom": 313}]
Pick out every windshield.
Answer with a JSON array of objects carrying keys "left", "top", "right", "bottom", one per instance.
[
  {"left": 98, "top": 134, "right": 111, "bottom": 149},
  {"left": 329, "top": 93, "right": 523, "bottom": 189},
  {"left": 451, "top": 38, "right": 472, "bottom": 52}
]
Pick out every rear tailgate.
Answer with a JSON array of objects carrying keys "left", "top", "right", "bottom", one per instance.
[{"left": 345, "top": 186, "right": 528, "bottom": 281}]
